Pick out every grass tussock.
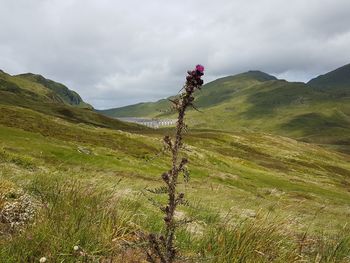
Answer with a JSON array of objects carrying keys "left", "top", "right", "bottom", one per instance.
[
  {"left": 1, "top": 175, "right": 350, "bottom": 262},
  {"left": 0, "top": 148, "right": 36, "bottom": 170},
  {"left": 0, "top": 176, "right": 141, "bottom": 262},
  {"left": 197, "top": 215, "right": 350, "bottom": 263},
  {"left": 200, "top": 216, "right": 295, "bottom": 262}
]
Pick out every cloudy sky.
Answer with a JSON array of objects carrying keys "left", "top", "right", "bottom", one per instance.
[{"left": 1, "top": 0, "right": 350, "bottom": 109}]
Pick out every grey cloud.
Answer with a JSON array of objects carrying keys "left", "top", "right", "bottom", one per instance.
[{"left": 1, "top": 0, "right": 350, "bottom": 109}]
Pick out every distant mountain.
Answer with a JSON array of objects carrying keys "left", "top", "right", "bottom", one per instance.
[
  {"left": 308, "top": 63, "right": 350, "bottom": 96},
  {"left": 0, "top": 70, "right": 91, "bottom": 108},
  {"left": 100, "top": 70, "right": 277, "bottom": 118},
  {"left": 0, "top": 69, "right": 143, "bottom": 132},
  {"left": 15, "top": 73, "right": 92, "bottom": 108},
  {"left": 99, "top": 99, "right": 171, "bottom": 118},
  {"left": 100, "top": 66, "right": 350, "bottom": 153}
]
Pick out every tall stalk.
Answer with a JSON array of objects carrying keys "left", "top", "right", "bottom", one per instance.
[{"left": 147, "top": 65, "right": 204, "bottom": 263}]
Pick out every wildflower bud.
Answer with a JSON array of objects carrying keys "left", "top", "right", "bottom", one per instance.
[
  {"left": 185, "top": 85, "right": 193, "bottom": 92},
  {"left": 194, "top": 76, "right": 201, "bottom": 82},
  {"left": 163, "top": 136, "right": 172, "bottom": 148},
  {"left": 162, "top": 172, "right": 169, "bottom": 182},
  {"left": 148, "top": 233, "right": 157, "bottom": 243},
  {"left": 180, "top": 158, "right": 188, "bottom": 165},
  {"left": 195, "top": 64, "right": 205, "bottom": 73},
  {"left": 196, "top": 71, "right": 204, "bottom": 77}
]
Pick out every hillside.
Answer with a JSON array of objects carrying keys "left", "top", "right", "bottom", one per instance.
[
  {"left": 184, "top": 77, "right": 350, "bottom": 150},
  {"left": 16, "top": 73, "right": 92, "bottom": 109},
  {"left": 100, "top": 71, "right": 277, "bottom": 118},
  {"left": 0, "top": 70, "right": 144, "bottom": 132},
  {"left": 1, "top": 67, "right": 350, "bottom": 261},
  {"left": 308, "top": 63, "right": 350, "bottom": 97},
  {"left": 0, "top": 70, "right": 91, "bottom": 108},
  {"left": 1, "top": 100, "right": 350, "bottom": 261},
  {"left": 100, "top": 66, "right": 350, "bottom": 153},
  {"left": 99, "top": 98, "right": 171, "bottom": 118}
]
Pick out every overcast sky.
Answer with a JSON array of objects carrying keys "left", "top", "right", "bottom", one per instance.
[{"left": 1, "top": 0, "right": 350, "bottom": 109}]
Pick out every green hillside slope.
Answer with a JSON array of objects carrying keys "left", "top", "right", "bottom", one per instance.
[
  {"left": 16, "top": 73, "right": 92, "bottom": 108},
  {"left": 0, "top": 70, "right": 92, "bottom": 108},
  {"left": 308, "top": 63, "right": 350, "bottom": 97},
  {"left": 185, "top": 79, "right": 350, "bottom": 148},
  {"left": 100, "top": 71, "right": 277, "bottom": 118},
  {"left": 100, "top": 66, "right": 350, "bottom": 153},
  {"left": 99, "top": 99, "right": 171, "bottom": 118},
  {"left": 1, "top": 103, "right": 350, "bottom": 261},
  {"left": 1, "top": 67, "right": 350, "bottom": 261},
  {"left": 0, "top": 70, "right": 145, "bottom": 132}
]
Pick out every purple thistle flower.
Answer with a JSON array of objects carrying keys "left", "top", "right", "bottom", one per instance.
[{"left": 195, "top": 64, "right": 205, "bottom": 73}]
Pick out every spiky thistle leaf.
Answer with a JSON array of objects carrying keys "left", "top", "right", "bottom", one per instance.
[{"left": 146, "top": 186, "right": 168, "bottom": 195}]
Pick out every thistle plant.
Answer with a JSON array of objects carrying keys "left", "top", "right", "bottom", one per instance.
[{"left": 147, "top": 65, "right": 204, "bottom": 263}]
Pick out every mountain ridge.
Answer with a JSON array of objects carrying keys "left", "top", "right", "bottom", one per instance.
[
  {"left": 99, "top": 64, "right": 350, "bottom": 153},
  {"left": 308, "top": 63, "right": 350, "bottom": 86},
  {"left": 15, "top": 73, "right": 92, "bottom": 109},
  {"left": 99, "top": 70, "right": 278, "bottom": 117},
  {"left": 101, "top": 64, "right": 350, "bottom": 116},
  {"left": 0, "top": 69, "right": 144, "bottom": 132},
  {"left": 308, "top": 63, "right": 350, "bottom": 97}
]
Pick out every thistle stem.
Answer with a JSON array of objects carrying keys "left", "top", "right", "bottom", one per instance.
[{"left": 148, "top": 65, "right": 204, "bottom": 263}]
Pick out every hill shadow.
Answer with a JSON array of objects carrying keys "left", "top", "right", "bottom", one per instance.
[{"left": 241, "top": 81, "right": 317, "bottom": 119}]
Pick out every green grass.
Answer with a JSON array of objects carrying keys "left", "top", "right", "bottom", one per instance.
[
  {"left": 1, "top": 65, "right": 350, "bottom": 261},
  {"left": 1, "top": 102, "right": 350, "bottom": 261},
  {"left": 0, "top": 175, "right": 141, "bottom": 262}
]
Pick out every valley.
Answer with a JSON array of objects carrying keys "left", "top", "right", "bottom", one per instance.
[
  {"left": 0, "top": 65, "right": 350, "bottom": 262},
  {"left": 102, "top": 66, "right": 350, "bottom": 154}
]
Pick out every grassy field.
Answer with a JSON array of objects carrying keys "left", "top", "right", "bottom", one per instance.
[
  {"left": 1, "top": 104, "right": 350, "bottom": 262},
  {"left": 1, "top": 66, "right": 350, "bottom": 262}
]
